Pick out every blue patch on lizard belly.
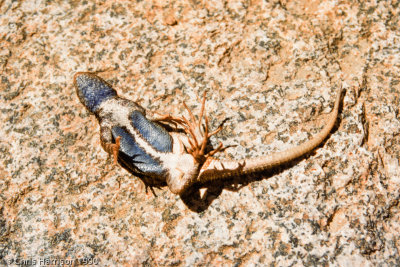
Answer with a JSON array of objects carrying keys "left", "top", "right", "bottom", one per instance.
[
  {"left": 112, "top": 126, "right": 165, "bottom": 175},
  {"left": 130, "top": 110, "right": 172, "bottom": 153}
]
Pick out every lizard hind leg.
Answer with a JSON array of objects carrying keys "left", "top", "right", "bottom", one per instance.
[
  {"left": 151, "top": 113, "right": 186, "bottom": 128},
  {"left": 180, "top": 92, "right": 227, "bottom": 164}
]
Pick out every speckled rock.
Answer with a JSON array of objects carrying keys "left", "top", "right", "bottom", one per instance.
[{"left": 1, "top": 0, "right": 399, "bottom": 266}]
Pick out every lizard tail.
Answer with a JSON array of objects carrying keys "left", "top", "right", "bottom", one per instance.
[{"left": 198, "top": 87, "right": 343, "bottom": 182}]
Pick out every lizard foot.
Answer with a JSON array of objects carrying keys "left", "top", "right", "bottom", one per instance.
[
  {"left": 180, "top": 92, "right": 227, "bottom": 164},
  {"left": 103, "top": 136, "right": 121, "bottom": 165}
]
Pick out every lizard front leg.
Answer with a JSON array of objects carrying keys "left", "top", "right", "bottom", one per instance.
[{"left": 99, "top": 124, "right": 120, "bottom": 165}]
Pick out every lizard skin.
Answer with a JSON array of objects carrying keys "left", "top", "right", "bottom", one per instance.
[{"left": 74, "top": 72, "right": 342, "bottom": 195}]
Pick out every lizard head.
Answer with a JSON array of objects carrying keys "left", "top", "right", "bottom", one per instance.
[{"left": 74, "top": 72, "right": 117, "bottom": 113}]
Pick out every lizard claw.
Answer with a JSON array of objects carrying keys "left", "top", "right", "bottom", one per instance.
[{"left": 179, "top": 92, "right": 228, "bottom": 164}]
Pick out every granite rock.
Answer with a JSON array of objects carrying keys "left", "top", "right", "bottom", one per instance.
[{"left": 1, "top": 0, "right": 399, "bottom": 265}]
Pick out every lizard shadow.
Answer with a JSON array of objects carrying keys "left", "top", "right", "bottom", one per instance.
[
  {"left": 180, "top": 159, "right": 303, "bottom": 212},
  {"left": 179, "top": 89, "right": 346, "bottom": 212}
]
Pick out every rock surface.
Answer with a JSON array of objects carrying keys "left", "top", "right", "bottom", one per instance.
[{"left": 1, "top": 0, "right": 399, "bottom": 265}]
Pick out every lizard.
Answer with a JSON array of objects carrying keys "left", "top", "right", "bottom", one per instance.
[{"left": 74, "top": 72, "right": 342, "bottom": 195}]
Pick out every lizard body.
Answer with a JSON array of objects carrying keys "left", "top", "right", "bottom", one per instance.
[{"left": 74, "top": 72, "right": 342, "bottom": 195}]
